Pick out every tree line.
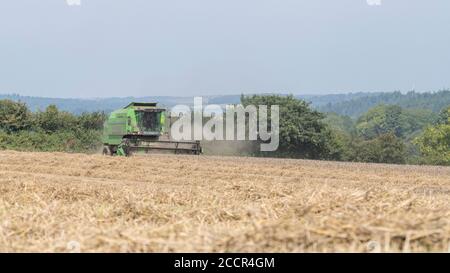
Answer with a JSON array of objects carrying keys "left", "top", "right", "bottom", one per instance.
[
  {"left": 242, "top": 95, "right": 450, "bottom": 166},
  {"left": 1, "top": 96, "right": 449, "bottom": 165},
  {"left": 317, "top": 90, "right": 450, "bottom": 118},
  {"left": 0, "top": 100, "right": 105, "bottom": 152}
]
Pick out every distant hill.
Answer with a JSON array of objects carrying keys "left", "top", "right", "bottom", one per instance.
[
  {"left": 316, "top": 90, "right": 450, "bottom": 117},
  {"left": 1, "top": 91, "right": 449, "bottom": 117},
  {"left": 0, "top": 94, "right": 204, "bottom": 114}
]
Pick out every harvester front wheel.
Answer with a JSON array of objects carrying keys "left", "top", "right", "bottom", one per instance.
[
  {"left": 117, "top": 138, "right": 131, "bottom": 157},
  {"left": 102, "top": 146, "right": 112, "bottom": 156}
]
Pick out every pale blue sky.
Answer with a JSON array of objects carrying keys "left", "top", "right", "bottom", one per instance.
[{"left": 1, "top": 0, "right": 449, "bottom": 98}]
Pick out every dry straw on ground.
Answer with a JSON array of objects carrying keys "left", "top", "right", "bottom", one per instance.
[{"left": 0, "top": 150, "right": 449, "bottom": 252}]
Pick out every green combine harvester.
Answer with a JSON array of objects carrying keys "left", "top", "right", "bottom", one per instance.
[{"left": 102, "top": 102, "right": 201, "bottom": 156}]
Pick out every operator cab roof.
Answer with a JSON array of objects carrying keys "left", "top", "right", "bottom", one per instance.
[
  {"left": 124, "top": 102, "right": 165, "bottom": 111},
  {"left": 124, "top": 102, "right": 157, "bottom": 108}
]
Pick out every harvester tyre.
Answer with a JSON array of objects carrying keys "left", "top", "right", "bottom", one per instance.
[{"left": 102, "top": 146, "right": 112, "bottom": 156}]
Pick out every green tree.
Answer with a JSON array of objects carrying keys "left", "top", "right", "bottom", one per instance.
[
  {"left": 436, "top": 106, "right": 450, "bottom": 125},
  {"left": 356, "top": 105, "right": 436, "bottom": 140},
  {"left": 241, "top": 95, "right": 340, "bottom": 159},
  {"left": 350, "top": 133, "right": 407, "bottom": 164},
  {"left": 0, "top": 101, "right": 103, "bottom": 153},
  {"left": 414, "top": 121, "right": 450, "bottom": 166},
  {"left": 77, "top": 112, "right": 106, "bottom": 130},
  {"left": 34, "top": 105, "right": 77, "bottom": 133},
  {"left": 401, "top": 108, "right": 438, "bottom": 140},
  {"left": 356, "top": 105, "right": 405, "bottom": 139},
  {"left": 322, "top": 113, "right": 356, "bottom": 136},
  {"left": 0, "top": 100, "right": 31, "bottom": 132}
]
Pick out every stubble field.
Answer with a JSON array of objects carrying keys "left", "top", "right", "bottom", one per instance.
[{"left": 0, "top": 150, "right": 449, "bottom": 252}]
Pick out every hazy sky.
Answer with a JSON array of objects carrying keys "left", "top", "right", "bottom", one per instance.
[{"left": 1, "top": 0, "right": 450, "bottom": 98}]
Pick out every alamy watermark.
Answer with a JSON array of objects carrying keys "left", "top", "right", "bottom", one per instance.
[
  {"left": 66, "top": 1, "right": 381, "bottom": 8},
  {"left": 66, "top": 240, "right": 81, "bottom": 253},
  {"left": 66, "top": 0, "right": 81, "bottom": 6},
  {"left": 367, "top": 0, "right": 382, "bottom": 6},
  {"left": 170, "top": 97, "right": 279, "bottom": 152}
]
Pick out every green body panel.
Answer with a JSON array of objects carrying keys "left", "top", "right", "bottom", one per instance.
[{"left": 102, "top": 102, "right": 166, "bottom": 146}]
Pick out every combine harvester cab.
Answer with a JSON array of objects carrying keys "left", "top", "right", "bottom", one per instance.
[{"left": 102, "top": 102, "right": 201, "bottom": 156}]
